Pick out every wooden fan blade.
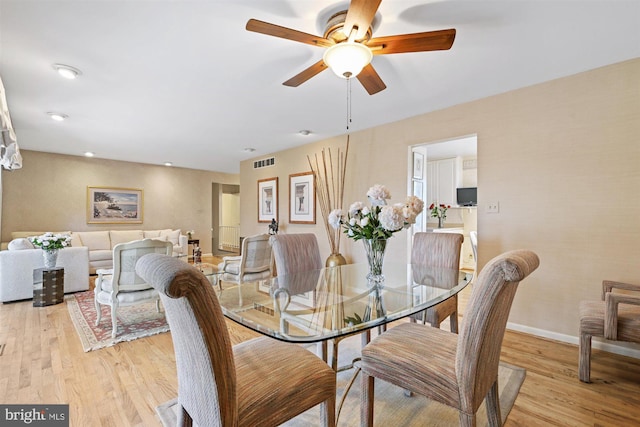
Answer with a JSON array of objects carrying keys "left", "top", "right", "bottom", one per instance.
[
  {"left": 368, "top": 29, "right": 456, "bottom": 55},
  {"left": 246, "top": 19, "right": 334, "bottom": 48},
  {"left": 357, "top": 63, "right": 386, "bottom": 95},
  {"left": 283, "top": 60, "right": 328, "bottom": 87},
  {"left": 344, "top": 0, "right": 382, "bottom": 41}
]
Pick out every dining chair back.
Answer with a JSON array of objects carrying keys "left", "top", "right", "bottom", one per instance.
[
  {"left": 360, "top": 249, "right": 539, "bottom": 427},
  {"left": 411, "top": 232, "right": 464, "bottom": 332},
  {"left": 135, "top": 253, "right": 336, "bottom": 427}
]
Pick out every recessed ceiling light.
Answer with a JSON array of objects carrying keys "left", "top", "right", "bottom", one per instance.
[
  {"left": 299, "top": 130, "right": 311, "bottom": 136},
  {"left": 243, "top": 148, "right": 256, "bottom": 153},
  {"left": 47, "top": 112, "right": 68, "bottom": 121},
  {"left": 52, "top": 63, "right": 82, "bottom": 79},
  {"left": 84, "top": 152, "right": 94, "bottom": 157},
  {"left": 164, "top": 162, "right": 173, "bottom": 167}
]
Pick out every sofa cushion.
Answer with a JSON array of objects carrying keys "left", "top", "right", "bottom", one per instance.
[
  {"left": 76, "top": 231, "right": 111, "bottom": 251},
  {"left": 110, "top": 230, "right": 144, "bottom": 248},
  {"left": 160, "top": 229, "right": 181, "bottom": 245},
  {"left": 89, "top": 249, "right": 113, "bottom": 262},
  {"left": 8, "top": 238, "right": 35, "bottom": 251},
  {"left": 143, "top": 230, "right": 161, "bottom": 238},
  {"left": 11, "top": 231, "right": 70, "bottom": 240}
]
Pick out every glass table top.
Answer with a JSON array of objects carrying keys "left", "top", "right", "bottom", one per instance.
[{"left": 216, "top": 262, "right": 472, "bottom": 343}]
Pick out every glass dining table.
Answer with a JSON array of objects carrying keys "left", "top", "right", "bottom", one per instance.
[{"left": 216, "top": 262, "right": 472, "bottom": 350}]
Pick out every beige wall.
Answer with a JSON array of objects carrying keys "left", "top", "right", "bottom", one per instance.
[
  {"left": 240, "top": 58, "right": 640, "bottom": 344},
  {"left": 1, "top": 150, "right": 239, "bottom": 254}
]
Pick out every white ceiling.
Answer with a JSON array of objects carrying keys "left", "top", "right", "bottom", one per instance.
[{"left": 1, "top": 0, "right": 638, "bottom": 174}]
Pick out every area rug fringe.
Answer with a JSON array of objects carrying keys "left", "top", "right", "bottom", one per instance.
[{"left": 67, "top": 291, "right": 170, "bottom": 352}]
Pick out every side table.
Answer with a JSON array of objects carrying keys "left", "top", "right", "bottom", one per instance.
[{"left": 33, "top": 267, "right": 65, "bottom": 307}]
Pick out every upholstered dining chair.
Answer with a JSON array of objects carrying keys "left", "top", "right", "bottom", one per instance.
[
  {"left": 135, "top": 253, "right": 336, "bottom": 427},
  {"left": 217, "top": 233, "right": 273, "bottom": 289},
  {"left": 360, "top": 249, "right": 539, "bottom": 427},
  {"left": 579, "top": 280, "right": 640, "bottom": 382},
  {"left": 411, "top": 232, "right": 464, "bottom": 333},
  {"left": 94, "top": 238, "right": 173, "bottom": 338}
]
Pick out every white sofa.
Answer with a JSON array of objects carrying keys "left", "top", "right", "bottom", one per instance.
[
  {"left": 70, "top": 229, "right": 187, "bottom": 274},
  {"left": 1, "top": 229, "right": 187, "bottom": 275},
  {"left": 0, "top": 246, "right": 90, "bottom": 302}
]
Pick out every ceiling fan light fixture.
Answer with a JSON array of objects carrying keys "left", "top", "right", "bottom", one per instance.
[{"left": 323, "top": 42, "right": 372, "bottom": 79}]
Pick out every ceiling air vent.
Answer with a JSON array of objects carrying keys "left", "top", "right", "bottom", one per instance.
[{"left": 253, "top": 157, "right": 275, "bottom": 169}]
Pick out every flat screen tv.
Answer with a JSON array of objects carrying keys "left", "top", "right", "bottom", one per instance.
[{"left": 456, "top": 187, "right": 477, "bottom": 206}]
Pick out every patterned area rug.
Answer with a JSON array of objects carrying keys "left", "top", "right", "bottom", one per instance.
[
  {"left": 67, "top": 290, "right": 170, "bottom": 352},
  {"left": 156, "top": 334, "right": 526, "bottom": 426}
]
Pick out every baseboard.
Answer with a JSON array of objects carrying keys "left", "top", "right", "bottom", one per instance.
[{"left": 507, "top": 322, "right": 640, "bottom": 359}]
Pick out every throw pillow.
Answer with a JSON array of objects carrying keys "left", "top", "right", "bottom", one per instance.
[
  {"left": 160, "top": 229, "right": 181, "bottom": 245},
  {"left": 8, "top": 238, "right": 35, "bottom": 250}
]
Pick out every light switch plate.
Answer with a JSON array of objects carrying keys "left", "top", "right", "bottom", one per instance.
[{"left": 486, "top": 202, "right": 500, "bottom": 214}]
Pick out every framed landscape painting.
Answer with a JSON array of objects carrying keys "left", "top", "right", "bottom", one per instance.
[
  {"left": 87, "top": 187, "right": 143, "bottom": 224},
  {"left": 289, "top": 171, "right": 315, "bottom": 224},
  {"left": 257, "top": 177, "right": 278, "bottom": 223}
]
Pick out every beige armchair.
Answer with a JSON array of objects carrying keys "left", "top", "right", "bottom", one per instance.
[
  {"left": 360, "top": 249, "right": 539, "bottom": 427},
  {"left": 411, "top": 232, "right": 464, "bottom": 332},
  {"left": 579, "top": 280, "right": 640, "bottom": 382},
  {"left": 135, "top": 253, "right": 336, "bottom": 427},
  {"left": 94, "top": 238, "right": 173, "bottom": 338},
  {"left": 217, "top": 234, "right": 273, "bottom": 288}
]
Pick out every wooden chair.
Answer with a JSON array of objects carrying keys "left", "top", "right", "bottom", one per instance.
[
  {"left": 411, "top": 232, "right": 464, "bottom": 332},
  {"left": 579, "top": 280, "right": 640, "bottom": 382},
  {"left": 135, "top": 253, "right": 336, "bottom": 427},
  {"left": 360, "top": 249, "right": 539, "bottom": 427},
  {"left": 217, "top": 233, "right": 273, "bottom": 288},
  {"left": 94, "top": 238, "right": 173, "bottom": 338}
]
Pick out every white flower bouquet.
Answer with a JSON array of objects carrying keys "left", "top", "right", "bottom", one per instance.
[
  {"left": 29, "top": 232, "right": 72, "bottom": 251},
  {"left": 329, "top": 184, "right": 424, "bottom": 241}
]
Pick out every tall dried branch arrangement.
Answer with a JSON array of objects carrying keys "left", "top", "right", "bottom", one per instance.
[{"left": 307, "top": 136, "right": 350, "bottom": 255}]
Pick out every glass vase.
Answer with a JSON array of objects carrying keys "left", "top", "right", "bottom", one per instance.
[
  {"left": 362, "top": 238, "right": 386, "bottom": 286},
  {"left": 438, "top": 216, "right": 445, "bottom": 228},
  {"left": 43, "top": 249, "right": 59, "bottom": 269}
]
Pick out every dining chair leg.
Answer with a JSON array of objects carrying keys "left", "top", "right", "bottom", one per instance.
[
  {"left": 486, "top": 380, "right": 502, "bottom": 427},
  {"left": 318, "top": 341, "right": 328, "bottom": 364},
  {"left": 449, "top": 311, "right": 458, "bottom": 333},
  {"left": 320, "top": 396, "right": 336, "bottom": 427},
  {"left": 459, "top": 411, "right": 476, "bottom": 427},
  {"left": 331, "top": 339, "right": 339, "bottom": 372},
  {"left": 579, "top": 332, "right": 592, "bottom": 383},
  {"left": 360, "top": 372, "right": 374, "bottom": 427}
]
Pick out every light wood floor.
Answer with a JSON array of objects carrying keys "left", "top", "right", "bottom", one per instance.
[{"left": 1, "top": 257, "right": 640, "bottom": 426}]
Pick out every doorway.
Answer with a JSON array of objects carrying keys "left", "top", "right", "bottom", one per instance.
[
  {"left": 410, "top": 135, "right": 477, "bottom": 269},
  {"left": 211, "top": 183, "right": 240, "bottom": 256}
]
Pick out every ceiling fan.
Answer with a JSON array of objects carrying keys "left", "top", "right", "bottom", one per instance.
[{"left": 246, "top": 0, "right": 456, "bottom": 95}]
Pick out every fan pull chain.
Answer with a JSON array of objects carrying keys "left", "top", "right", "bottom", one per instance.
[{"left": 346, "top": 77, "right": 352, "bottom": 131}]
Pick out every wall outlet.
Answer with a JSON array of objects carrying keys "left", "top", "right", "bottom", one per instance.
[{"left": 486, "top": 201, "right": 500, "bottom": 214}]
